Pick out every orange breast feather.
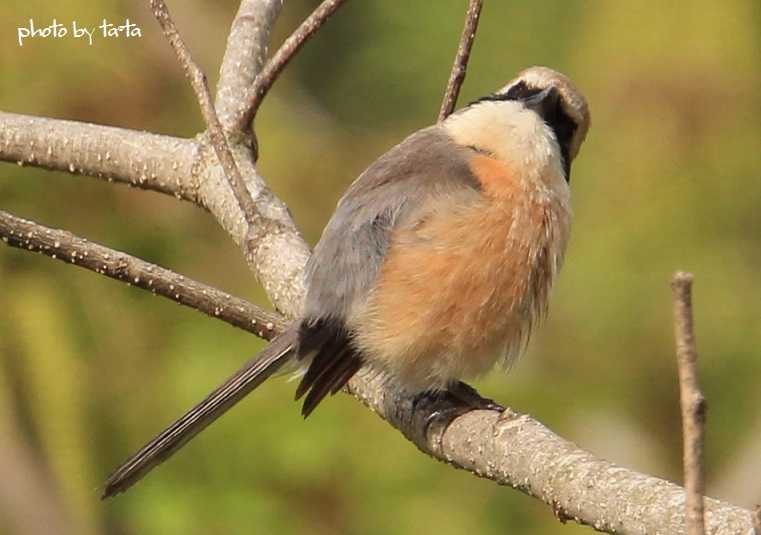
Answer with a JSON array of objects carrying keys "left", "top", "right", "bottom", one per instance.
[{"left": 351, "top": 156, "right": 560, "bottom": 390}]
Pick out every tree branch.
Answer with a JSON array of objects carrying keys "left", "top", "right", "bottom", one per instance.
[
  {"left": 0, "top": 109, "right": 309, "bottom": 317},
  {"left": 438, "top": 0, "right": 483, "bottom": 121},
  {"left": 149, "top": 0, "right": 261, "bottom": 226},
  {"left": 216, "top": 0, "right": 285, "bottom": 133},
  {"left": 1, "top": 4, "right": 755, "bottom": 533},
  {"left": 0, "top": 209, "right": 285, "bottom": 340},
  {"left": 148, "top": 0, "right": 310, "bottom": 318},
  {"left": 0, "top": 111, "right": 199, "bottom": 202},
  {"left": 234, "top": 0, "right": 349, "bottom": 131},
  {"left": 345, "top": 369, "right": 751, "bottom": 535},
  {"left": 672, "top": 272, "right": 707, "bottom": 535},
  {"left": 350, "top": 373, "right": 750, "bottom": 535}
]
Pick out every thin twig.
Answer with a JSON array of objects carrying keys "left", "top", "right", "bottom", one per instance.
[
  {"left": 148, "top": 0, "right": 259, "bottom": 226},
  {"left": 0, "top": 210, "right": 285, "bottom": 340},
  {"left": 438, "top": 0, "right": 484, "bottom": 121},
  {"left": 234, "top": 0, "right": 349, "bottom": 131},
  {"left": 753, "top": 505, "right": 761, "bottom": 535},
  {"left": 671, "top": 272, "right": 707, "bottom": 535}
]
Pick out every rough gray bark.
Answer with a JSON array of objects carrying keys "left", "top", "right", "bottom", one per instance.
[
  {"left": 216, "top": 0, "right": 284, "bottom": 134},
  {"left": 0, "top": 210, "right": 285, "bottom": 340},
  {"left": 0, "top": 1, "right": 755, "bottom": 533},
  {"left": 0, "top": 112, "right": 199, "bottom": 201}
]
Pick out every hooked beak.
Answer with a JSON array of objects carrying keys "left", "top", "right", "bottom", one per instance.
[{"left": 522, "top": 86, "right": 561, "bottom": 121}]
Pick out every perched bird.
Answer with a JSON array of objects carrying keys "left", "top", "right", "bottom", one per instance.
[{"left": 103, "top": 66, "right": 590, "bottom": 498}]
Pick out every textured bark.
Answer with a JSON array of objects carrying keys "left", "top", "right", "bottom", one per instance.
[
  {"left": 0, "top": 111, "right": 199, "bottom": 201},
  {"left": 0, "top": 210, "right": 285, "bottom": 340},
  {"left": 672, "top": 273, "right": 707, "bottom": 535},
  {"left": 216, "top": 0, "right": 284, "bottom": 134},
  {"left": 347, "top": 370, "right": 752, "bottom": 534},
  {"left": 0, "top": 110, "right": 309, "bottom": 317}
]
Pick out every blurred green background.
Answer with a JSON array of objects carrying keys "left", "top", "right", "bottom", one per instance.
[{"left": 1, "top": 1, "right": 760, "bottom": 534}]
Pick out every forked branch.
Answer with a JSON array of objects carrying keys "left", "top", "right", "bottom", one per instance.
[
  {"left": 235, "top": 0, "right": 349, "bottom": 131},
  {"left": 148, "top": 0, "right": 260, "bottom": 226}
]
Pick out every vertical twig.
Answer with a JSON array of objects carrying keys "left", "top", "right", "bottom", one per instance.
[
  {"left": 752, "top": 505, "right": 761, "bottom": 535},
  {"left": 148, "top": 0, "right": 259, "bottom": 226},
  {"left": 438, "top": 0, "right": 484, "bottom": 121},
  {"left": 671, "top": 272, "right": 707, "bottom": 535}
]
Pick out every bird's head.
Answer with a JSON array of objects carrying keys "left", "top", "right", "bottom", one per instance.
[{"left": 444, "top": 66, "right": 590, "bottom": 180}]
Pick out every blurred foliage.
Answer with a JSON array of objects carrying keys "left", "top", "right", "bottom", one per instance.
[{"left": 1, "top": 1, "right": 760, "bottom": 534}]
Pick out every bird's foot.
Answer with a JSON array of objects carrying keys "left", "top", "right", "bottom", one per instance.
[
  {"left": 412, "top": 381, "right": 504, "bottom": 445},
  {"left": 447, "top": 380, "right": 505, "bottom": 412}
]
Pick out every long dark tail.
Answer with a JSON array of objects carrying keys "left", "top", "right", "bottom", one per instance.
[{"left": 102, "top": 329, "right": 297, "bottom": 499}]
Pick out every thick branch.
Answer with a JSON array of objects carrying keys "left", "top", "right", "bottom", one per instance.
[
  {"left": 0, "top": 111, "right": 199, "bottom": 202},
  {"left": 346, "top": 371, "right": 751, "bottom": 535},
  {"left": 0, "top": 209, "right": 285, "bottom": 340},
  {"left": 438, "top": 0, "right": 483, "bottom": 121},
  {"left": 671, "top": 272, "right": 707, "bottom": 535},
  {"left": 0, "top": 109, "right": 308, "bottom": 317},
  {"left": 216, "top": 0, "right": 285, "bottom": 133},
  {"left": 234, "top": 0, "right": 349, "bottom": 131}
]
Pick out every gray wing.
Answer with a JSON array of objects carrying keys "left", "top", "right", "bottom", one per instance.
[
  {"left": 294, "top": 125, "right": 481, "bottom": 415},
  {"left": 303, "top": 125, "right": 481, "bottom": 322}
]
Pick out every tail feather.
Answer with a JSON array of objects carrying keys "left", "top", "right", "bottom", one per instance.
[
  {"left": 102, "top": 329, "right": 297, "bottom": 499},
  {"left": 294, "top": 319, "right": 363, "bottom": 417}
]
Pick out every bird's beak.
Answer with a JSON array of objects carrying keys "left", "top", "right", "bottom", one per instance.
[{"left": 522, "top": 86, "right": 561, "bottom": 120}]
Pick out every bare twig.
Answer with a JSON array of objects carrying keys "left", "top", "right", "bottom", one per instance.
[
  {"left": 148, "top": 0, "right": 308, "bottom": 317},
  {"left": 438, "top": 0, "right": 484, "bottom": 121},
  {"left": 0, "top": 209, "right": 285, "bottom": 340},
  {"left": 234, "top": 0, "right": 349, "bottom": 131},
  {"left": 671, "top": 272, "right": 707, "bottom": 535},
  {"left": 148, "top": 0, "right": 259, "bottom": 226},
  {"left": 752, "top": 505, "right": 761, "bottom": 535}
]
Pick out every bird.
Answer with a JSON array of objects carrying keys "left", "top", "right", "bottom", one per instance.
[{"left": 102, "top": 66, "right": 590, "bottom": 498}]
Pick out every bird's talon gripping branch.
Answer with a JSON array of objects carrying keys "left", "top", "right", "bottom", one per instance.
[
  {"left": 448, "top": 381, "right": 505, "bottom": 412},
  {"left": 410, "top": 389, "right": 471, "bottom": 446}
]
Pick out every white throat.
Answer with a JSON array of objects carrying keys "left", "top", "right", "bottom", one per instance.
[{"left": 444, "top": 100, "right": 566, "bottom": 186}]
